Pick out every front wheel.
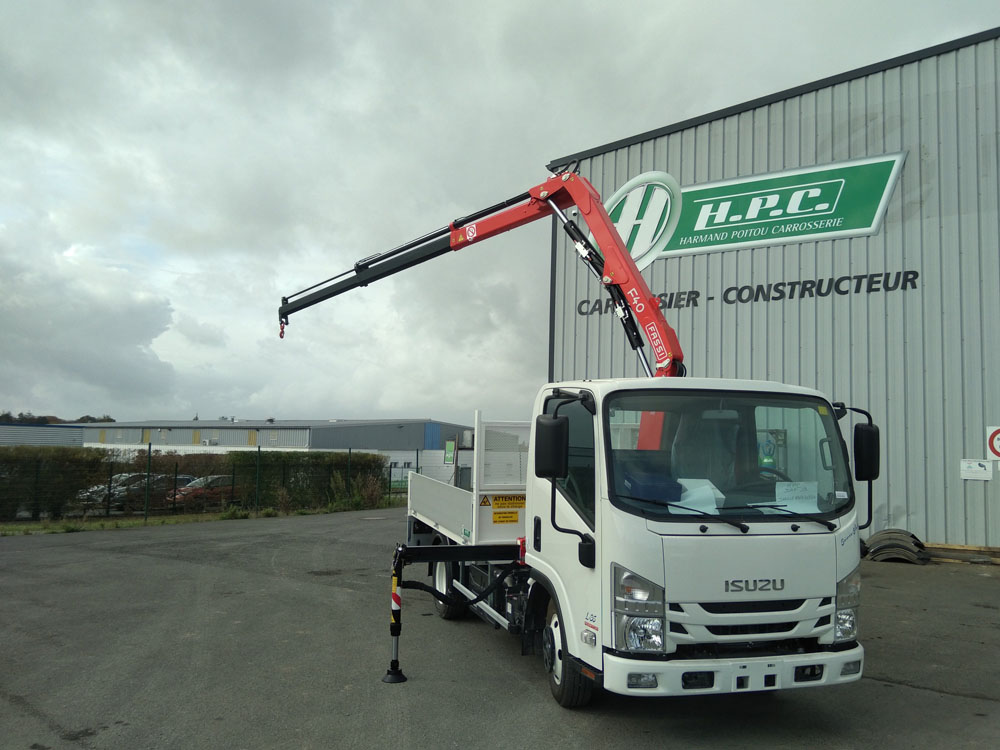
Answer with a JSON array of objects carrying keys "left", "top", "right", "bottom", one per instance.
[{"left": 542, "top": 598, "right": 594, "bottom": 708}]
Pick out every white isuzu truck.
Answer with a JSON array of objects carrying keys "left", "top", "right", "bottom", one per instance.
[
  {"left": 278, "top": 170, "right": 880, "bottom": 706},
  {"left": 405, "top": 382, "right": 877, "bottom": 707}
]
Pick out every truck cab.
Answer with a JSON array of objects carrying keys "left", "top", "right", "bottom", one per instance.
[{"left": 527, "top": 377, "right": 874, "bottom": 703}]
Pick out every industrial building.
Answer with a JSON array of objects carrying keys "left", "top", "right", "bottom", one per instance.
[
  {"left": 1, "top": 418, "right": 470, "bottom": 453},
  {"left": 70, "top": 418, "right": 470, "bottom": 454},
  {"left": 0, "top": 418, "right": 473, "bottom": 484},
  {"left": 546, "top": 27, "right": 1000, "bottom": 548}
]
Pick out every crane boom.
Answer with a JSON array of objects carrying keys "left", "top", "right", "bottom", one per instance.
[{"left": 279, "top": 171, "right": 685, "bottom": 377}]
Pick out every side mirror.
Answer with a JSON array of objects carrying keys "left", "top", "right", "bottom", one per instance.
[
  {"left": 578, "top": 534, "right": 596, "bottom": 568},
  {"left": 534, "top": 414, "right": 569, "bottom": 479},
  {"left": 854, "top": 423, "right": 880, "bottom": 481}
]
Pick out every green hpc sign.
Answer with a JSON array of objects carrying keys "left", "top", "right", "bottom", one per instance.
[
  {"left": 605, "top": 153, "right": 906, "bottom": 270},
  {"left": 444, "top": 439, "right": 456, "bottom": 465}
]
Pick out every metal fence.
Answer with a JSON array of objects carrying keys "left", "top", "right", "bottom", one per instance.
[{"left": 0, "top": 446, "right": 421, "bottom": 521}]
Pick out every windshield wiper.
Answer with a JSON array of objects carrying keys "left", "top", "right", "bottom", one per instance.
[
  {"left": 618, "top": 494, "right": 749, "bottom": 533},
  {"left": 731, "top": 504, "right": 836, "bottom": 530}
]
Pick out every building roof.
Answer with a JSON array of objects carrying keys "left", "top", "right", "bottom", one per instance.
[
  {"left": 72, "top": 418, "right": 467, "bottom": 430},
  {"left": 547, "top": 25, "right": 1000, "bottom": 171}
]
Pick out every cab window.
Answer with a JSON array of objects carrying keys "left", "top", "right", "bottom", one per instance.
[{"left": 544, "top": 395, "right": 596, "bottom": 528}]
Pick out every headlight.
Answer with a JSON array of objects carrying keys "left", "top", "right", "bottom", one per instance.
[
  {"left": 621, "top": 572, "right": 651, "bottom": 602},
  {"left": 835, "top": 565, "right": 861, "bottom": 642},
  {"left": 835, "top": 609, "right": 858, "bottom": 642},
  {"left": 613, "top": 564, "right": 665, "bottom": 652},
  {"left": 837, "top": 565, "right": 861, "bottom": 608},
  {"left": 620, "top": 616, "right": 664, "bottom": 651},
  {"left": 613, "top": 564, "right": 664, "bottom": 615}
]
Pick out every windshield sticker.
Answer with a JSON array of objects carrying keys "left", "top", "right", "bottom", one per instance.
[{"left": 776, "top": 482, "right": 819, "bottom": 505}]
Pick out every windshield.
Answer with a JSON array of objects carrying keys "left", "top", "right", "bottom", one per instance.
[
  {"left": 187, "top": 475, "right": 225, "bottom": 488},
  {"left": 604, "top": 390, "right": 853, "bottom": 523}
]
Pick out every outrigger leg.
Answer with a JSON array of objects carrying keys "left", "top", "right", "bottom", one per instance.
[
  {"left": 379, "top": 541, "right": 522, "bottom": 685},
  {"left": 382, "top": 545, "right": 407, "bottom": 683}
]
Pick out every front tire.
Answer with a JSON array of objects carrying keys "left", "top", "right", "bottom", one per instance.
[{"left": 542, "top": 598, "right": 594, "bottom": 708}]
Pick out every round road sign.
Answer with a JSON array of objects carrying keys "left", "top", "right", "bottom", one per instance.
[{"left": 988, "top": 427, "right": 1000, "bottom": 460}]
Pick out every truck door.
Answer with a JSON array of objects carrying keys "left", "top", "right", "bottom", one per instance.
[{"left": 530, "top": 392, "right": 603, "bottom": 669}]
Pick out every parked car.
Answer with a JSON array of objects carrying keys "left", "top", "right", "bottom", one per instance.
[
  {"left": 168, "top": 475, "right": 234, "bottom": 512},
  {"left": 77, "top": 473, "right": 144, "bottom": 508},
  {"left": 114, "top": 474, "right": 196, "bottom": 512}
]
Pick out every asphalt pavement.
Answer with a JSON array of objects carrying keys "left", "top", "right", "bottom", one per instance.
[{"left": 1, "top": 509, "right": 998, "bottom": 749}]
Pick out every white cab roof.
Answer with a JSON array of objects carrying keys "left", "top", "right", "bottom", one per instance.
[{"left": 544, "top": 377, "right": 831, "bottom": 402}]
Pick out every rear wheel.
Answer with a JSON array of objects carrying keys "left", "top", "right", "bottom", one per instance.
[
  {"left": 432, "top": 558, "right": 466, "bottom": 620},
  {"left": 542, "top": 598, "right": 594, "bottom": 707}
]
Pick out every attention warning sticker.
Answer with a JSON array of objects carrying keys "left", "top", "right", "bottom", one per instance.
[
  {"left": 492, "top": 510, "right": 520, "bottom": 524},
  {"left": 490, "top": 495, "right": 526, "bottom": 509}
]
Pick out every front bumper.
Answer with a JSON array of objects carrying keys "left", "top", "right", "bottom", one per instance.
[{"left": 602, "top": 644, "right": 863, "bottom": 696}]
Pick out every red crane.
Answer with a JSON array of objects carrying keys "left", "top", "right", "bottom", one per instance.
[{"left": 279, "top": 170, "right": 685, "bottom": 378}]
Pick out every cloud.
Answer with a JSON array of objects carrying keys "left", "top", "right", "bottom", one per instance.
[
  {"left": 0, "top": 232, "right": 176, "bottom": 416},
  {"left": 2, "top": 0, "right": 999, "bottom": 423},
  {"left": 172, "top": 314, "right": 227, "bottom": 348}
]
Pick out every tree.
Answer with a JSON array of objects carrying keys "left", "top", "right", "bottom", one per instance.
[{"left": 0, "top": 411, "right": 115, "bottom": 424}]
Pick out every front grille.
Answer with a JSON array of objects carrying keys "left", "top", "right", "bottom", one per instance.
[
  {"left": 700, "top": 599, "right": 805, "bottom": 614},
  {"left": 706, "top": 621, "right": 796, "bottom": 636},
  {"left": 673, "top": 638, "right": 821, "bottom": 660},
  {"left": 667, "top": 596, "right": 832, "bottom": 650}
]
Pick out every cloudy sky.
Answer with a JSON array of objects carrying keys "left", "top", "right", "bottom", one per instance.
[{"left": 2, "top": 1, "right": 998, "bottom": 425}]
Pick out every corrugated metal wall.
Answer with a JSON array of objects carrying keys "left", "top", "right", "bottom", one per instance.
[
  {"left": 71, "top": 421, "right": 471, "bottom": 452},
  {"left": 551, "top": 35, "right": 999, "bottom": 547},
  {"left": 310, "top": 423, "right": 428, "bottom": 451},
  {"left": 309, "top": 421, "right": 471, "bottom": 451},
  {"left": 80, "top": 426, "right": 310, "bottom": 450},
  {"left": 0, "top": 425, "right": 83, "bottom": 446}
]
